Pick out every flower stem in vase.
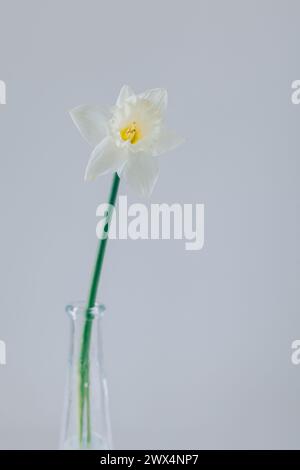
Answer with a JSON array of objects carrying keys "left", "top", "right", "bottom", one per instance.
[{"left": 79, "top": 172, "right": 120, "bottom": 447}]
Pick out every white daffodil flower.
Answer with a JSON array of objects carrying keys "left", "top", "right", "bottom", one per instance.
[{"left": 70, "top": 85, "right": 184, "bottom": 197}]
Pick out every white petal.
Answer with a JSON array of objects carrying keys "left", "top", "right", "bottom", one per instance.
[
  {"left": 116, "top": 85, "right": 135, "bottom": 107},
  {"left": 139, "top": 88, "right": 168, "bottom": 114},
  {"left": 85, "top": 136, "right": 125, "bottom": 181},
  {"left": 152, "top": 128, "right": 185, "bottom": 156},
  {"left": 123, "top": 154, "right": 159, "bottom": 198},
  {"left": 70, "top": 105, "right": 109, "bottom": 146}
]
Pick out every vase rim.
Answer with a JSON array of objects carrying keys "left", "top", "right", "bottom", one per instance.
[{"left": 65, "top": 301, "right": 105, "bottom": 319}]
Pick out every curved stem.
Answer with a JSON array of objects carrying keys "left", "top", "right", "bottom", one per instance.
[{"left": 78, "top": 172, "right": 120, "bottom": 447}]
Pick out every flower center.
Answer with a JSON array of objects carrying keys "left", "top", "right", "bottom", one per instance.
[{"left": 120, "top": 121, "right": 141, "bottom": 144}]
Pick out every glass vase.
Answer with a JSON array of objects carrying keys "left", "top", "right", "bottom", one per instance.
[{"left": 60, "top": 302, "right": 112, "bottom": 450}]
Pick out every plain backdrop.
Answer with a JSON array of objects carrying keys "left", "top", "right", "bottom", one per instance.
[{"left": 0, "top": 0, "right": 300, "bottom": 449}]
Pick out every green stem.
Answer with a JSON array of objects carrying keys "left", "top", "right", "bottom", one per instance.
[{"left": 78, "top": 172, "right": 120, "bottom": 447}]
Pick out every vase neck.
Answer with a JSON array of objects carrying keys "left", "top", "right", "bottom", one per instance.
[{"left": 66, "top": 302, "right": 105, "bottom": 321}]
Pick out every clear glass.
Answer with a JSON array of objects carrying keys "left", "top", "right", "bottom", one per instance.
[{"left": 60, "top": 302, "right": 112, "bottom": 450}]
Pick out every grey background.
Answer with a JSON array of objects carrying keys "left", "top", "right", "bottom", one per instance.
[{"left": 0, "top": 0, "right": 299, "bottom": 450}]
